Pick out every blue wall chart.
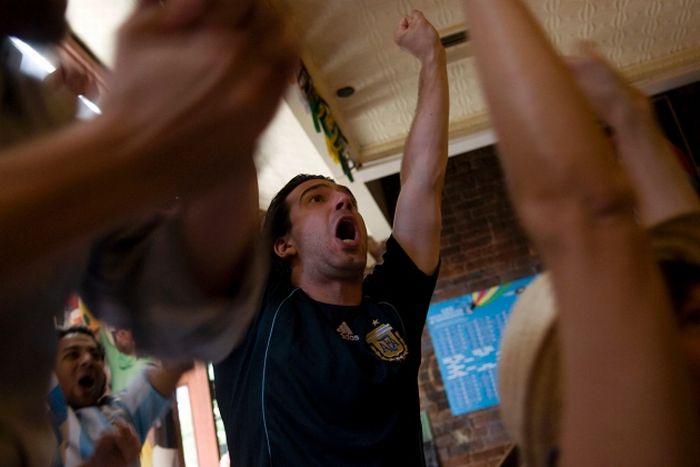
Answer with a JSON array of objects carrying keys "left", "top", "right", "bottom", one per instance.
[{"left": 427, "top": 276, "right": 536, "bottom": 415}]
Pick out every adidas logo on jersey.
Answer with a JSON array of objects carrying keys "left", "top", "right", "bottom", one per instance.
[{"left": 336, "top": 321, "right": 360, "bottom": 341}]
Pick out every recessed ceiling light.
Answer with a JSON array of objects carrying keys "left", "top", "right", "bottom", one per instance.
[{"left": 336, "top": 86, "right": 355, "bottom": 98}]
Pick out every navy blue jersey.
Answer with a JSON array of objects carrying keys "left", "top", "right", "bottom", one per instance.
[{"left": 215, "top": 236, "right": 439, "bottom": 466}]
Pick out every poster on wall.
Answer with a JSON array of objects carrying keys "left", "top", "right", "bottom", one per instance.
[{"left": 427, "top": 275, "right": 536, "bottom": 416}]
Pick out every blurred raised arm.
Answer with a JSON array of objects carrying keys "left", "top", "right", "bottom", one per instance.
[
  {"left": 566, "top": 45, "right": 700, "bottom": 226},
  {"left": 0, "top": 0, "right": 294, "bottom": 290},
  {"left": 462, "top": 1, "right": 699, "bottom": 466}
]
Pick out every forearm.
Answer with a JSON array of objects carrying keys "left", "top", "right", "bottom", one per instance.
[
  {"left": 178, "top": 161, "right": 260, "bottom": 294},
  {"left": 0, "top": 116, "right": 169, "bottom": 280},
  {"left": 549, "top": 224, "right": 699, "bottom": 467},
  {"left": 463, "top": 0, "right": 628, "bottom": 239},
  {"left": 564, "top": 46, "right": 698, "bottom": 227},
  {"left": 400, "top": 48, "right": 449, "bottom": 190},
  {"left": 612, "top": 99, "right": 700, "bottom": 225},
  {"left": 148, "top": 362, "right": 192, "bottom": 397},
  {"left": 392, "top": 17, "right": 449, "bottom": 274}
]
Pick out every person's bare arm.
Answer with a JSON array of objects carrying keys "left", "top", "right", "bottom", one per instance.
[
  {"left": 147, "top": 362, "right": 192, "bottom": 398},
  {"left": 98, "top": 0, "right": 295, "bottom": 296},
  {"left": 1, "top": 0, "right": 294, "bottom": 288},
  {"left": 170, "top": 0, "right": 296, "bottom": 295},
  {"left": 391, "top": 10, "right": 449, "bottom": 274},
  {"left": 177, "top": 164, "right": 260, "bottom": 295},
  {"left": 0, "top": 118, "right": 162, "bottom": 281},
  {"left": 566, "top": 45, "right": 700, "bottom": 226},
  {"left": 463, "top": 1, "right": 699, "bottom": 466}
]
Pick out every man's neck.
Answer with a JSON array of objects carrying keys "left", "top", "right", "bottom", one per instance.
[{"left": 292, "top": 273, "right": 363, "bottom": 306}]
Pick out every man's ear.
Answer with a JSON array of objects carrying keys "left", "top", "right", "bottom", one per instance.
[{"left": 273, "top": 236, "right": 297, "bottom": 259}]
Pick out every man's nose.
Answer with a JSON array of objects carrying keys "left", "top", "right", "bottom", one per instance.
[
  {"left": 335, "top": 193, "right": 353, "bottom": 211},
  {"left": 79, "top": 352, "right": 95, "bottom": 366}
]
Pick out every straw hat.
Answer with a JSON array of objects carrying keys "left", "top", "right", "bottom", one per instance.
[
  {"left": 648, "top": 211, "right": 700, "bottom": 265},
  {"left": 498, "top": 274, "right": 560, "bottom": 467},
  {"left": 498, "top": 211, "right": 700, "bottom": 467}
]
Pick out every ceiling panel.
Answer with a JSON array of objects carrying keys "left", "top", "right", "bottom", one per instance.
[{"left": 276, "top": 0, "right": 700, "bottom": 165}]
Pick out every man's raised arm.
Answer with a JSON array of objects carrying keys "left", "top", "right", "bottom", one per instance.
[{"left": 391, "top": 10, "right": 449, "bottom": 275}]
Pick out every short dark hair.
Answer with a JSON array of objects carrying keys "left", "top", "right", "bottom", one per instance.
[
  {"left": 262, "top": 174, "right": 332, "bottom": 276},
  {"left": 57, "top": 325, "right": 105, "bottom": 360}
]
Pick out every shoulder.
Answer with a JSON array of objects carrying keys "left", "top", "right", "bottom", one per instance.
[
  {"left": 262, "top": 273, "right": 299, "bottom": 310},
  {"left": 215, "top": 276, "right": 299, "bottom": 370},
  {"left": 364, "top": 236, "right": 439, "bottom": 290}
]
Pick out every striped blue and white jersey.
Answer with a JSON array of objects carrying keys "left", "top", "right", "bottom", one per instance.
[{"left": 48, "top": 370, "right": 169, "bottom": 467}]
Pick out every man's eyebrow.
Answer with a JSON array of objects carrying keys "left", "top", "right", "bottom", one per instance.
[
  {"left": 298, "top": 182, "right": 357, "bottom": 205},
  {"left": 61, "top": 343, "right": 95, "bottom": 353},
  {"left": 298, "top": 183, "right": 331, "bottom": 204}
]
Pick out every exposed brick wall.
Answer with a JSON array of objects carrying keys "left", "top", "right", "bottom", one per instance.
[
  {"left": 414, "top": 81, "right": 700, "bottom": 467},
  {"left": 419, "top": 145, "right": 541, "bottom": 467}
]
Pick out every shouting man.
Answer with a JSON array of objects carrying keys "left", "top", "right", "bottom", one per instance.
[
  {"left": 214, "top": 10, "right": 449, "bottom": 466},
  {"left": 51, "top": 326, "right": 188, "bottom": 466}
]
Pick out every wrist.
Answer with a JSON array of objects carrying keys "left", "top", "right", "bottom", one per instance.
[
  {"left": 419, "top": 44, "right": 446, "bottom": 67},
  {"left": 608, "top": 88, "right": 655, "bottom": 130}
]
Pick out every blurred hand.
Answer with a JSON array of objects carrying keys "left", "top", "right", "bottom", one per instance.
[
  {"left": 143, "top": 0, "right": 259, "bottom": 30},
  {"left": 44, "top": 46, "right": 100, "bottom": 102},
  {"left": 564, "top": 43, "right": 650, "bottom": 126},
  {"left": 394, "top": 10, "right": 443, "bottom": 63},
  {"left": 102, "top": 0, "right": 296, "bottom": 197},
  {"left": 82, "top": 421, "right": 140, "bottom": 467}
]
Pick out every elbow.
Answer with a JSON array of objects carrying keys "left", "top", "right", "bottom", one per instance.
[
  {"left": 516, "top": 170, "right": 638, "bottom": 246},
  {"left": 401, "top": 164, "right": 447, "bottom": 194}
]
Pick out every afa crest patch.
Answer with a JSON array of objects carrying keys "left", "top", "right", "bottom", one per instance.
[{"left": 365, "top": 322, "right": 408, "bottom": 361}]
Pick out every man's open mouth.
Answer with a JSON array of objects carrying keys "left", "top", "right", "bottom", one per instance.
[
  {"left": 78, "top": 375, "right": 96, "bottom": 389},
  {"left": 336, "top": 218, "right": 357, "bottom": 243}
]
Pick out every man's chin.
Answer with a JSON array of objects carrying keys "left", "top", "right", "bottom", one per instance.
[{"left": 340, "top": 257, "right": 367, "bottom": 278}]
